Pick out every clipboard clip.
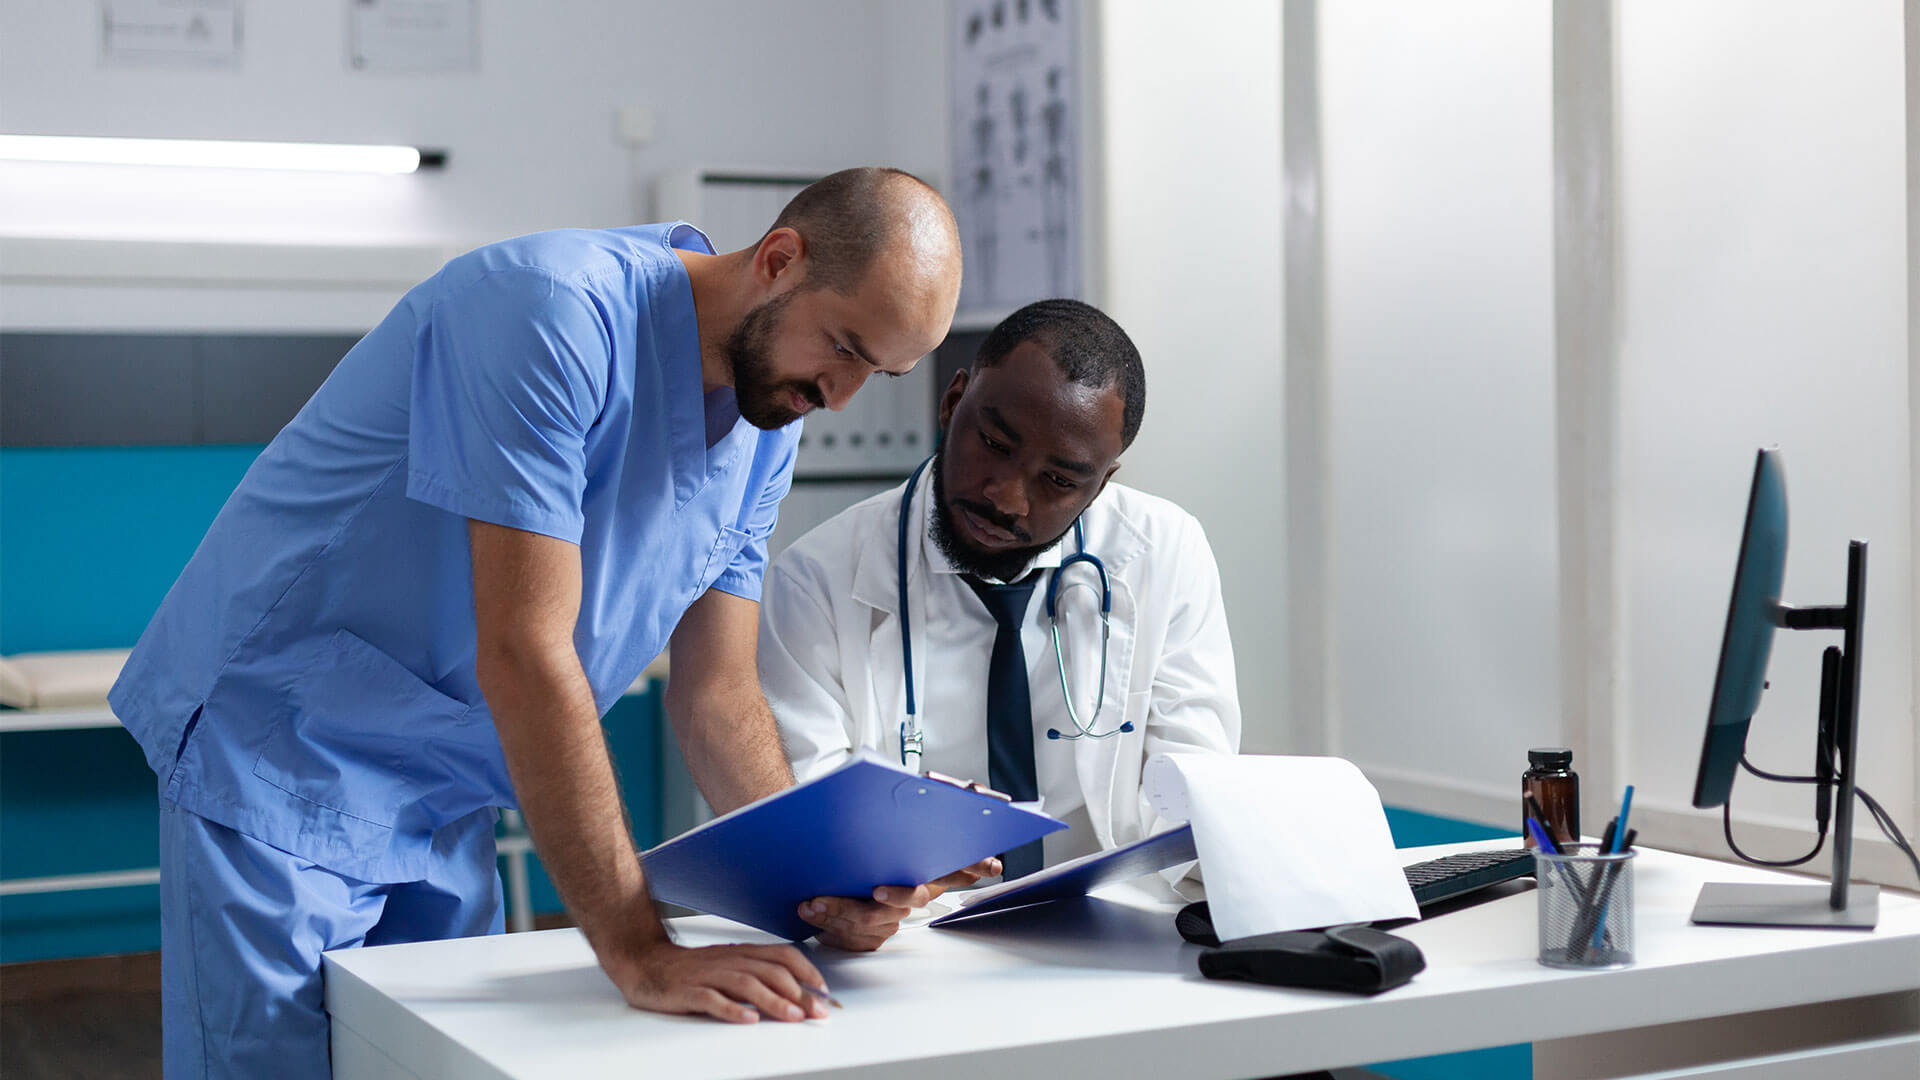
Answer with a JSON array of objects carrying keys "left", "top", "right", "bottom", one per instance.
[{"left": 925, "top": 770, "right": 1013, "bottom": 802}]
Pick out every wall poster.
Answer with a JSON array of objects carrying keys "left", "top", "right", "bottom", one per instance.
[{"left": 950, "top": 0, "right": 1081, "bottom": 315}]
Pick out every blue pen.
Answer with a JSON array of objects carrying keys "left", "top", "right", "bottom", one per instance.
[
  {"left": 1587, "top": 785, "right": 1637, "bottom": 955},
  {"left": 1528, "top": 814, "right": 1596, "bottom": 942},
  {"left": 1525, "top": 815, "right": 1561, "bottom": 855},
  {"left": 1609, "top": 785, "right": 1635, "bottom": 853}
]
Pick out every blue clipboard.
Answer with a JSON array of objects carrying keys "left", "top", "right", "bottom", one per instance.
[
  {"left": 929, "top": 823, "right": 1198, "bottom": 926},
  {"left": 641, "top": 753, "right": 1067, "bottom": 940}
]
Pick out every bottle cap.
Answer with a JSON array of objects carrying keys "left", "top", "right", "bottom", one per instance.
[{"left": 1528, "top": 747, "right": 1574, "bottom": 770}]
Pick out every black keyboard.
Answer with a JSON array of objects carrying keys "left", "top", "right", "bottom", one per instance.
[
  {"left": 1403, "top": 848, "right": 1535, "bottom": 910},
  {"left": 1173, "top": 848, "right": 1540, "bottom": 947}
]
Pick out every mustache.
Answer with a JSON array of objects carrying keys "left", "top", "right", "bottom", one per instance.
[
  {"left": 951, "top": 497, "right": 1030, "bottom": 543},
  {"left": 789, "top": 382, "right": 826, "bottom": 411}
]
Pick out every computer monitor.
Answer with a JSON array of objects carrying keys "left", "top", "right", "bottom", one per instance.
[
  {"left": 1689, "top": 447, "right": 1877, "bottom": 929},
  {"left": 1691, "top": 449, "right": 1788, "bottom": 810}
]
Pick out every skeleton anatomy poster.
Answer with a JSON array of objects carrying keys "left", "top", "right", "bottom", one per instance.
[{"left": 951, "top": 0, "right": 1081, "bottom": 315}]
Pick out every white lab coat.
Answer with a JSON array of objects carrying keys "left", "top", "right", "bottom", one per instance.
[{"left": 758, "top": 477, "right": 1241, "bottom": 855}]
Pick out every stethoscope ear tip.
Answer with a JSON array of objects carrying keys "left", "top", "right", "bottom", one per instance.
[
  {"left": 1120, "top": 722, "right": 1135, "bottom": 733},
  {"left": 1046, "top": 729, "right": 1062, "bottom": 740}
]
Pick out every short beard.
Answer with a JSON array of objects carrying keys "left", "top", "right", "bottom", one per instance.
[
  {"left": 928, "top": 440, "right": 1072, "bottom": 582},
  {"left": 722, "top": 290, "right": 822, "bottom": 430}
]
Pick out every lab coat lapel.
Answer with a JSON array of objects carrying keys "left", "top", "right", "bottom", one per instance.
[
  {"left": 1071, "top": 575, "right": 1135, "bottom": 849},
  {"left": 1068, "top": 498, "right": 1149, "bottom": 849}
]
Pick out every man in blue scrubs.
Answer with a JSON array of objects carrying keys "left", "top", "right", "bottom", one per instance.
[{"left": 109, "top": 167, "right": 964, "bottom": 1075}]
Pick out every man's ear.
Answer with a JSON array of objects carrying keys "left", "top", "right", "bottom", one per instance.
[
  {"left": 753, "top": 227, "right": 804, "bottom": 288},
  {"left": 1089, "top": 461, "right": 1121, "bottom": 504},
  {"left": 937, "top": 368, "right": 971, "bottom": 430}
]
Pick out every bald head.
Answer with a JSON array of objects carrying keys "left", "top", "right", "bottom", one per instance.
[
  {"left": 698, "top": 168, "right": 960, "bottom": 431},
  {"left": 768, "top": 167, "right": 962, "bottom": 302}
]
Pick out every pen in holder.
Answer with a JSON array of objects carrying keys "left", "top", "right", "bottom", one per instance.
[{"left": 1534, "top": 844, "right": 1635, "bottom": 970}]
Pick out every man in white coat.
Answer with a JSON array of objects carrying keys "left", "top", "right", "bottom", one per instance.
[{"left": 759, "top": 299, "right": 1241, "bottom": 949}]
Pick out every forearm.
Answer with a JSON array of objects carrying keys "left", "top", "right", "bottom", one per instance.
[
  {"left": 667, "top": 674, "right": 793, "bottom": 815},
  {"left": 483, "top": 646, "right": 666, "bottom": 966},
  {"left": 466, "top": 522, "right": 828, "bottom": 1022}
]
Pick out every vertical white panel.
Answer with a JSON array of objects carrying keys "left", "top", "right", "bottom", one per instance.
[
  {"left": 1095, "top": 0, "right": 1286, "bottom": 749},
  {"left": 1908, "top": 0, "right": 1920, "bottom": 843},
  {"left": 1322, "top": 1, "right": 1560, "bottom": 801},
  {"left": 1328, "top": 0, "right": 1566, "bottom": 803},
  {"left": 1618, "top": 2, "right": 1913, "bottom": 840},
  {"left": 1553, "top": 0, "right": 1624, "bottom": 835},
  {"left": 1284, "top": 0, "right": 1333, "bottom": 757}
]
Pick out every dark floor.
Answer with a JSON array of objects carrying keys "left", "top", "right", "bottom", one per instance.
[
  {"left": 0, "top": 915, "right": 578, "bottom": 1078},
  {"left": 1, "top": 952, "right": 162, "bottom": 1080}
]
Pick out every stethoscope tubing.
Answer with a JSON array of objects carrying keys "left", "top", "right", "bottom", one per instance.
[{"left": 896, "top": 456, "right": 1129, "bottom": 774}]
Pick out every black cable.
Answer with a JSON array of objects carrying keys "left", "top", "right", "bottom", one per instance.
[
  {"left": 1725, "top": 756, "right": 1826, "bottom": 866},
  {"left": 1722, "top": 797, "right": 1826, "bottom": 866},
  {"left": 1737, "top": 754, "right": 1820, "bottom": 785},
  {"left": 1736, "top": 753, "right": 1920, "bottom": 886},
  {"left": 1854, "top": 786, "right": 1920, "bottom": 884}
]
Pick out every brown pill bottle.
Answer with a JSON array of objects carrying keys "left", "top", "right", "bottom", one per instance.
[{"left": 1522, "top": 747, "right": 1580, "bottom": 849}]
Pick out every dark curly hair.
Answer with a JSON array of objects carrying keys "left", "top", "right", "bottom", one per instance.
[{"left": 974, "top": 299, "right": 1146, "bottom": 448}]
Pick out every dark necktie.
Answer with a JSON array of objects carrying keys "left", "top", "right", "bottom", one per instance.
[{"left": 965, "top": 573, "right": 1044, "bottom": 879}]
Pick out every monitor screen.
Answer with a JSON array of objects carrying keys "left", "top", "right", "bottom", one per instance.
[{"left": 1692, "top": 448, "right": 1788, "bottom": 809}]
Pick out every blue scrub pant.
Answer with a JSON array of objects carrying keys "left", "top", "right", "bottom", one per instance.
[{"left": 158, "top": 800, "right": 504, "bottom": 1079}]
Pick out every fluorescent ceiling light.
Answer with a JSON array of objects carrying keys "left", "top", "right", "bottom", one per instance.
[{"left": 0, "top": 135, "right": 445, "bottom": 174}]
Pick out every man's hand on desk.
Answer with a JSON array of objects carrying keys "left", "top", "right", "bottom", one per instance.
[
  {"left": 798, "top": 857, "right": 1003, "bottom": 951},
  {"left": 603, "top": 935, "right": 833, "bottom": 1024}
]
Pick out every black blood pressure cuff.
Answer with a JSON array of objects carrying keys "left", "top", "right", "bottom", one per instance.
[{"left": 1176, "top": 901, "right": 1426, "bottom": 995}]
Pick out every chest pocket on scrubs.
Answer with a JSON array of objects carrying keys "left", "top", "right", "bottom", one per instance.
[
  {"left": 697, "top": 526, "right": 752, "bottom": 594},
  {"left": 252, "top": 628, "right": 473, "bottom": 827}
]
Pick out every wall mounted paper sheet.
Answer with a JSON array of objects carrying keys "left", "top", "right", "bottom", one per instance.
[
  {"left": 950, "top": 0, "right": 1082, "bottom": 313},
  {"left": 349, "top": 0, "right": 477, "bottom": 74},
  {"left": 1143, "top": 754, "right": 1418, "bottom": 940},
  {"left": 102, "top": 0, "right": 241, "bottom": 69}
]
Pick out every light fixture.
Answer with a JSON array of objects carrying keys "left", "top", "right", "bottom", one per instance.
[{"left": 0, "top": 134, "right": 447, "bottom": 174}]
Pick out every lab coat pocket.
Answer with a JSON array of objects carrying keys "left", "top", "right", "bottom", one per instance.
[
  {"left": 252, "top": 629, "right": 472, "bottom": 827},
  {"left": 697, "top": 526, "right": 753, "bottom": 593}
]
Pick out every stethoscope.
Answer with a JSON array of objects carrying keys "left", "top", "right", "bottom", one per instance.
[{"left": 896, "top": 456, "right": 1132, "bottom": 775}]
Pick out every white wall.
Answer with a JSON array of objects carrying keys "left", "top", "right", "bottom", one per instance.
[
  {"left": 1319, "top": 1, "right": 1560, "bottom": 801},
  {"left": 0, "top": 0, "right": 893, "bottom": 245},
  {"left": 875, "top": 1, "right": 953, "bottom": 192},
  {"left": 1292, "top": 0, "right": 1916, "bottom": 878},
  {"left": 10, "top": 0, "right": 1913, "bottom": 863},
  {"left": 1095, "top": 0, "right": 1287, "bottom": 750},
  {"left": 0, "top": 0, "right": 900, "bottom": 332},
  {"left": 1618, "top": 1, "right": 1914, "bottom": 851}
]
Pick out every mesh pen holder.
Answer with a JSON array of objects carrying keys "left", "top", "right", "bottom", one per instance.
[{"left": 1534, "top": 845, "right": 1635, "bottom": 970}]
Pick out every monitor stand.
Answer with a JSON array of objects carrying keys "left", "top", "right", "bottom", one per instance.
[
  {"left": 1691, "top": 881, "right": 1879, "bottom": 929},
  {"left": 1690, "top": 540, "right": 1878, "bottom": 931}
]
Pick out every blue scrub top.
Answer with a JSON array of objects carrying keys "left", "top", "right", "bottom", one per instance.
[{"left": 110, "top": 223, "right": 800, "bottom": 883}]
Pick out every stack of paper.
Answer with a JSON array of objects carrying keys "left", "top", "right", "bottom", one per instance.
[{"left": 1143, "top": 754, "right": 1419, "bottom": 938}]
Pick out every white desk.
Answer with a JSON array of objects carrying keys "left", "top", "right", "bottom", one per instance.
[{"left": 324, "top": 842, "right": 1920, "bottom": 1080}]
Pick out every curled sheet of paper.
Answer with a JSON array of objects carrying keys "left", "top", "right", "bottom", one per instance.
[{"left": 1143, "top": 754, "right": 1419, "bottom": 940}]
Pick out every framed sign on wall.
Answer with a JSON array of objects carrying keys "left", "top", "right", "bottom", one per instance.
[{"left": 950, "top": 0, "right": 1082, "bottom": 318}]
